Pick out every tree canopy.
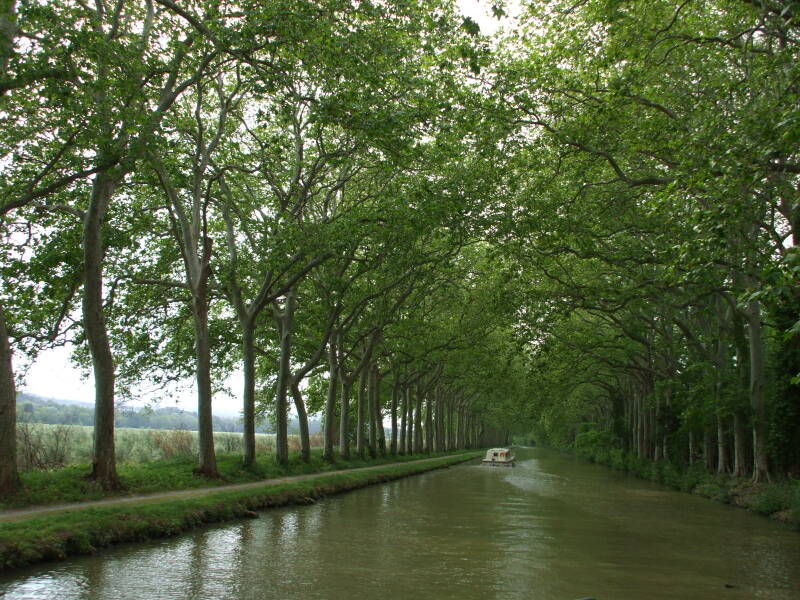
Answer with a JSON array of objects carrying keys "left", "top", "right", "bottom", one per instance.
[{"left": 1, "top": 0, "right": 797, "bottom": 496}]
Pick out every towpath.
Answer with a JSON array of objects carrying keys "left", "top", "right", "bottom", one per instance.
[{"left": 0, "top": 453, "right": 477, "bottom": 524}]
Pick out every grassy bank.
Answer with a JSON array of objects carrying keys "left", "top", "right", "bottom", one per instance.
[
  {"left": 574, "top": 445, "right": 800, "bottom": 528},
  {"left": 2, "top": 449, "right": 465, "bottom": 509},
  {"left": 0, "top": 452, "right": 481, "bottom": 571}
]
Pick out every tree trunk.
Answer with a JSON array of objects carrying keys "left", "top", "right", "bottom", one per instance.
[
  {"left": 434, "top": 391, "right": 444, "bottom": 452},
  {"left": 653, "top": 395, "right": 662, "bottom": 461},
  {"left": 367, "top": 362, "right": 377, "bottom": 458},
  {"left": 446, "top": 399, "right": 454, "bottom": 450},
  {"left": 290, "top": 379, "right": 310, "bottom": 462},
  {"left": 732, "top": 410, "right": 748, "bottom": 477},
  {"left": 357, "top": 366, "right": 368, "bottom": 458},
  {"left": 241, "top": 319, "right": 257, "bottom": 467},
  {"left": 275, "top": 291, "right": 296, "bottom": 467},
  {"left": 376, "top": 374, "right": 386, "bottom": 456},
  {"left": 458, "top": 406, "right": 466, "bottom": 449},
  {"left": 192, "top": 289, "right": 218, "bottom": 477},
  {"left": 704, "top": 428, "right": 716, "bottom": 472},
  {"left": 732, "top": 310, "right": 751, "bottom": 478},
  {"left": 83, "top": 172, "right": 121, "bottom": 490},
  {"left": 424, "top": 394, "right": 433, "bottom": 453},
  {"left": 717, "top": 414, "right": 730, "bottom": 474},
  {"left": 0, "top": 304, "right": 19, "bottom": 497},
  {"left": 745, "top": 299, "right": 770, "bottom": 482},
  {"left": 413, "top": 386, "right": 423, "bottom": 454},
  {"left": 390, "top": 380, "right": 399, "bottom": 455},
  {"left": 405, "top": 385, "right": 413, "bottom": 455},
  {"left": 323, "top": 336, "right": 338, "bottom": 461},
  {"left": 339, "top": 378, "right": 352, "bottom": 459},
  {"left": 398, "top": 382, "right": 407, "bottom": 455}
]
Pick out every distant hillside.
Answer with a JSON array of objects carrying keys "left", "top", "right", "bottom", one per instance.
[{"left": 14, "top": 393, "right": 314, "bottom": 434}]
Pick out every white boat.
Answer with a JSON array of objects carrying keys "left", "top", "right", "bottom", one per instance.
[{"left": 481, "top": 447, "right": 515, "bottom": 467}]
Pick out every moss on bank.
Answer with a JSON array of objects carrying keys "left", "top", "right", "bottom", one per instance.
[
  {"left": 0, "top": 453, "right": 480, "bottom": 571},
  {"left": 574, "top": 446, "right": 800, "bottom": 528}
]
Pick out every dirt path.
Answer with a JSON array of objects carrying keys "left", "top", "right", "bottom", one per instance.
[{"left": 0, "top": 454, "right": 476, "bottom": 524}]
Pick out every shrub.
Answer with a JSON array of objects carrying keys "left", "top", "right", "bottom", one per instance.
[
  {"left": 16, "top": 423, "right": 74, "bottom": 470},
  {"left": 149, "top": 429, "right": 196, "bottom": 460},
  {"left": 748, "top": 480, "right": 796, "bottom": 516},
  {"left": 256, "top": 435, "right": 275, "bottom": 453},
  {"left": 215, "top": 433, "right": 243, "bottom": 454}
]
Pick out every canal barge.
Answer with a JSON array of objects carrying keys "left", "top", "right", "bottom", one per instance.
[{"left": 482, "top": 447, "right": 515, "bottom": 467}]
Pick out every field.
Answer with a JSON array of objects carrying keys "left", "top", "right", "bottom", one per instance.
[{"left": 15, "top": 423, "right": 318, "bottom": 470}]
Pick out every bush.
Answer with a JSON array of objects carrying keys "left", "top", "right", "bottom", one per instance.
[
  {"left": 748, "top": 480, "right": 797, "bottom": 516},
  {"left": 149, "top": 429, "right": 196, "bottom": 459},
  {"left": 16, "top": 423, "right": 75, "bottom": 470}
]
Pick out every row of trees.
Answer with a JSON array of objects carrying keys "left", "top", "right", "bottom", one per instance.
[
  {"left": 2, "top": 0, "right": 797, "bottom": 499},
  {"left": 0, "top": 0, "right": 517, "bottom": 497},
  {"left": 492, "top": 0, "right": 799, "bottom": 481}
]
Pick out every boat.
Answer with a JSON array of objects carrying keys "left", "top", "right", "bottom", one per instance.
[{"left": 481, "top": 447, "right": 515, "bottom": 467}]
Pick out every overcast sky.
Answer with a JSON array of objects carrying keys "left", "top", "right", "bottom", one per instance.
[{"left": 19, "top": 0, "right": 519, "bottom": 418}]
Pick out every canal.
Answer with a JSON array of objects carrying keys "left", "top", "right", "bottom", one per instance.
[{"left": 1, "top": 448, "right": 798, "bottom": 599}]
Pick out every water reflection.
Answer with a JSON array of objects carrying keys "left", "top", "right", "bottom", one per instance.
[{"left": 1, "top": 449, "right": 799, "bottom": 600}]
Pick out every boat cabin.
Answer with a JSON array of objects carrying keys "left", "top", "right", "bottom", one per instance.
[{"left": 482, "top": 447, "right": 515, "bottom": 467}]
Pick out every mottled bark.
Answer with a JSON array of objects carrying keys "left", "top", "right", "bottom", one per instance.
[
  {"left": 290, "top": 379, "right": 310, "bottom": 462},
  {"left": 192, "top": 288, "right": 218, "bottom": 477},
  {"left": 398, "top": 383, "right": 407, "bottom": 455},
  {"left": 413, "top": 386, "right": 423, "bottom": 454},
  {"left": 732, "top": 410, "right": 749, "bottom": 477},
  {"left": 732, "top": 311, "right": 751, "bottom": 478},
  {"left": 367, "top": 362, "right": 377, "bottom": 458},
  {"left": 0, "top": 304, "right": 18, "bottom": 497},
  {"left": 83, "top": 172, "right": 121, "bottom": 490},
  {"left": 424, "top": 394, "right": 433, "bottom": 453},
  {"left": 390, "top": 380, "right": 399, "bottom": 455},
  {"left": 338, "top": 378, "right": 352, "bottom": 459},
  {"left": 376, "top": 376, "right": 386, "bottom": 456},
  {"left": 356, "top": 366, "right": 368, "bottom": 458},
  {"left": 275, "top": 291, "right": 296, "bottom": 467},
  {"left": 323, "top": 336, "right": 338, "bottom": 461},
  {"left": 434, "top": 390, "right": 443, "bottom": 453},
  {"left": 745, "top": 299, "right": 770, "bottom": 482},
  {"left": 241, "top": 320, "right": 256, "bottom": 467}
]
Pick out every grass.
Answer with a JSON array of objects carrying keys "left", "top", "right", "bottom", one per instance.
[
  {"left": 2, "top": 449, "right": 471, "bottom": 509},
  {"left": 0, "top": 452, "right": 482, "bottom": 571}
]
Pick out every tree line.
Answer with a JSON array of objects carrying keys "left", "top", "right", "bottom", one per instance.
[
  {"left": 1, "top": 0, "right": 798, "bottom": 498},
  {"left": 15, "top": 394, "right": 287, "bottom": 433}
]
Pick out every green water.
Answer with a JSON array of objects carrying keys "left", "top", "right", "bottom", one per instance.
[{"left": 2, "top": 448, "right": 799, "bottom": 599}]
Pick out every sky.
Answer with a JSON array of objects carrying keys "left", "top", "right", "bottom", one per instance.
[{"left": 19, "top": 0, "right": 520, "bottom": 418}]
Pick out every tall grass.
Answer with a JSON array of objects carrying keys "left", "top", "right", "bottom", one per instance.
[{"left": 14, "top": 423, "right": 310, "bottom": 470}]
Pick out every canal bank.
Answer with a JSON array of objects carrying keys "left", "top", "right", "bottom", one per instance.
[
  {"left": 0, "top": 452, "right": 480, "bottom": 571},
  {"left": 567, "top": 444, "right": 800, "bottom": 529}
]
